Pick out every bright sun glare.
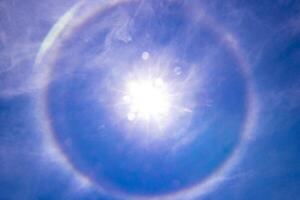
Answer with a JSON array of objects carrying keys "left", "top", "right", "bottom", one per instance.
[{"left": 123, "top": 78, "right": 171, "bottom": 121}]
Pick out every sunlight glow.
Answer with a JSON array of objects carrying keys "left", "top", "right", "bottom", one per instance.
[{"left": 123, "top": 78, "right": 171, "bottom": 121}]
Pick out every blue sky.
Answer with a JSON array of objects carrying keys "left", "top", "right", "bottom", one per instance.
[{"left": 0, "top": 0, "right": 299, "bottom": 200}]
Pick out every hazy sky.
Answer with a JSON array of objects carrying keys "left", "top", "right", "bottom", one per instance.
[{"left": 0, "top": 0, "right": 299, "bottom": 200}]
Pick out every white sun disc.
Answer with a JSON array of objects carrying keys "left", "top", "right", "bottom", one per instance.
[{"left": 123, "top": 78, "right": 171, "bottom": 121}]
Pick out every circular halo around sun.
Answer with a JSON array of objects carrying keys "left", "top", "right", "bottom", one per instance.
[{"left": 34, "top": 1, "right": 258, "bottom": 200}]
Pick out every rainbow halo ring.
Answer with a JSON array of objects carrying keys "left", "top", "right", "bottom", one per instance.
[{"left": 34, "top": 1, "right": 258, "bottom": 199}]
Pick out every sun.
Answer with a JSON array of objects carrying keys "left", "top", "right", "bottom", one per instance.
[{"left": 123, "top": 77, "right": 171, "bottom": 122}]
